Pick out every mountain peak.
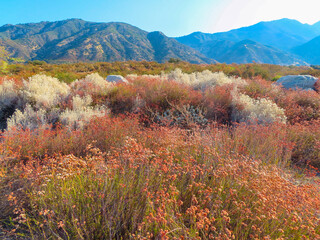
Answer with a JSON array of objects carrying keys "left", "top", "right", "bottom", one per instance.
[
  {"left": 149, "top": 31, "right": 165, "bottom": 35},
  {"left": 56, "top": 18, "right": 86, "bottom": 24},
  {"left": 270, "top": 18, "right": 301, "bottom": 23},
  {"left": 148, "top": 31, "right": 166, "bottom": 38}
]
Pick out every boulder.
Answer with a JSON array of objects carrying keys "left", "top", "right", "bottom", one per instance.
[
  {"left": 106, "top": 75, "right": 128, "bottom": 83},
  {"left": 275, "top": 75, "right": 318, "bottom": 90}
]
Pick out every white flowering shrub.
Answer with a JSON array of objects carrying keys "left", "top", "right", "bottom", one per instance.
[
  {"left": 71, "top": 73, "right": 114, "bottom": 96},
  {"left": 232, "top": 93, "right": 287, "bottom": 124},
  {"left": 7, "top": 104, "right": 60, "bottom": 130},
  {"left": 72, "top": 95, "right": 93, "bottom": 110},
  {"left": 6, "top": 95, "right": 108, "bottom": 131},
  {"left": 126, "top": 74, "right": 166, "bottom": 81},
  {"left": 1, "top": 74, "right": 114, "bottom": 131},
  {"left": 60, "top": 95, "right": 108, "bottom": 130},
  {"left": 22, "top": 74, "right": 70, "bottom": 109},
  {"left": 127, "top": 69, "right": 246, "bottom": 91},
  {"left": 0, "top": 80, "right": 20, "bottom": 108},
  {"left": 164, "top": 68, "right": 246, "bottom": 90},
  {"left": 0, "top": 80, "right": 26, "bottom": 129}
]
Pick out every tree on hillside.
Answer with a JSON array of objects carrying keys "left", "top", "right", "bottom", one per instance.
[{"left": 0, "top": 46, "right": 9, "bottom": 73}]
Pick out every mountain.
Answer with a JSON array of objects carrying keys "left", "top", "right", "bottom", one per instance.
[
  {"left": 0, "top": 19, "right": 92, "bottom": 59},
  {"left": 2, "top": 18, "right": 319, "bottom": 65},
  {"left": 177, "top": 18, "right": 320, "bottom": 51},
  {"left": 197, "top": 39, "right": 307, "bottom": 65},
  {"left": 147, "top": 31, "right": 212, "bottom": 63},
  {"left": 0, "top": 19, "right": 213, "bottom": 64},
  {"left": 292, "top": 36, "right": 320, "bottom": 64}
]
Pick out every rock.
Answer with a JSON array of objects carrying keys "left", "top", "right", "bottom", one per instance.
[
  {"left": 106, "top": 75, "right": 128, "bottom": 83},
  {"left": 274, "top": 75, "right": 318, "bottom": 90}
]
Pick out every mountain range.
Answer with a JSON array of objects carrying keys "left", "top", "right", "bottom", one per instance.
[
  {"left": 0, "top": 19, "right": 212, "bottom": 64},
  {"left": 1, "top": 18, "right": 320, "bottom": 65},
  {"left": 182, "top": 38, "right": 307, "bottom": 65},
  {"left": 176, "top": 18, "right": 320, "bottom": 65}
]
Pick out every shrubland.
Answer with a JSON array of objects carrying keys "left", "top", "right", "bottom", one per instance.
[
  {"left": 0, "top": 66, "right": 320, "bottom": 239},
  {"left": 2, "top": 60, "right": 320, "bottom": 83}
]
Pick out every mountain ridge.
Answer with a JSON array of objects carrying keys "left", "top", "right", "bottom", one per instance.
[
  {"left": 196, "top": 38, "right": 307, "bottom": 65},
  {"left": 0, "top": 19, "right": 213, "bottom": 64},
  {"left": 176, "top": 18, "right": 320, "bottom": 51},
  {"left": 175, "top": 18, "right": 320, "bottom": 65},
  {"left": 1, "top": 18, "right": 320, "bottom": 65}
]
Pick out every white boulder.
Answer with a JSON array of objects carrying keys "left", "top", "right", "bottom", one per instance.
[
  {"left": 275, "top": 75, "right": 318, "bottom": 90},
  {"left": 106, "top": 75, "right": 128, "bottom": 84}
]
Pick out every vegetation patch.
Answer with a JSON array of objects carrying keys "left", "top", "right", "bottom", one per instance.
[{"left": 0, "top": 65, "right": 319, "bottom": 239}]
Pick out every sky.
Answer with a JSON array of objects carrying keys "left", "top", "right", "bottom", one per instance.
[{"left": 0, "top": 0, "right": 320, "bottom": 37}]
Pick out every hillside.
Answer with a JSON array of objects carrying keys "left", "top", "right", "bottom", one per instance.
[
  {"left": 147, "top": 31, "right": 214, "bottom": 64},
  {"left": 292, "top": 35, "right": 320, "bottom": 64},
  {"left": 176, "top": 18, "right": 320, "bottom": 51},
  {"left": 199, "top": 39, "right": 307, "bottom": 65},
  {"left": 0, "top": 19, "right": 213, "bottom": 64},
  {"left": 0, "top": 19, "right": 92, "bottom": 59}
]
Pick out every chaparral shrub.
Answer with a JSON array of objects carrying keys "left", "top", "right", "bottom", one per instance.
[
  {"left": 7, "top": 104, "right": 59, "bottom": 130},
  {"left": 22, "top": 74, "right": 70, "bottom": 109},
  {"left": 232, "top": 93, "right": 287, "bottom": 124},
  {"left": 70, "top": 73, "right": 114, "bottom": 97},
  {"left": 0, "top": 80, "right": 25, "bottom": 129},
  {"left": 60, "top": 95, "right": 108, "bottom": 130},
  {"left": 203, "top": 85, "right": 234, "bottom": 124},
  {"left": 0, "top": 68, "right": 320, "bottom": 239},
  {"left": 165, "top": 68, "right": 247, "bottom": 90}
]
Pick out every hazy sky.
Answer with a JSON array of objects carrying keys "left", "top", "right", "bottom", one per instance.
[{"left": 1, "top": 0, "right": 319, "bottom": 37}]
